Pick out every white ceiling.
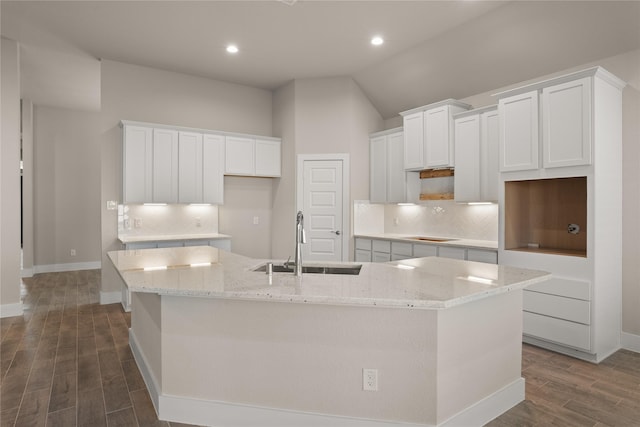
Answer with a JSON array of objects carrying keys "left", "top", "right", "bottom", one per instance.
[{"left": 2, "top": 1, "right": 639, "bottom": 118}]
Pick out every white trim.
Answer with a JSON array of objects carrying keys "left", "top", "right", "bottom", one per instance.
[
  {"left": 100, "top": 291, "right": 122, "bottom": 306},
  {"left": 130, "top": 324, "right": 522, "bottom": 427},
  {"left": 129, "top": 329, "right": 162, "bottom": 413},
  {"left": 21, "top": 268, "right": 34, "bottom": 278},
  {"left": 440, "top": 378, "right": 524, "bottom": 427},
  {"left": 33, "top": 261, "right": 101, "bottom": 274},
  {"left": 296, "top": 154, "right": 350, "bottom": 262},
  {"left": 621, "top": 332, "right": 640, "bottom": 353},
  {"left": 1, "top": 303, "right": 24, "bottom": 318}
]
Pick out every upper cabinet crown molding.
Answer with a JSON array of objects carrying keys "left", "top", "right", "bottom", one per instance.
[{"left": 398, "top": 99, "right": 472, "bottom": 117}]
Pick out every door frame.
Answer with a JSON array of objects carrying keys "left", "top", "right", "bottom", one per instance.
[{"left": 296, "top": 154, "right": 350, "bottom": 262}]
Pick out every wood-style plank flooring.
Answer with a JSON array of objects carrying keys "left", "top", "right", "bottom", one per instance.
[{"left": 1, "top": 270, "right": 639, "bottom": 426}]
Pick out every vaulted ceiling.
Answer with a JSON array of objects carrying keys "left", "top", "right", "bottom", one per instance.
[{"left": 2, "top": 1, "right": 639, "bottom": 118}]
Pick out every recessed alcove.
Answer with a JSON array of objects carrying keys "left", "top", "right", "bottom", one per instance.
[{"left": 504, "top": 177, "right": 587, "bottom": 257}]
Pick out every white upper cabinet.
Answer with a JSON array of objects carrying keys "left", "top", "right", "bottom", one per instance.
[
  {"left": 123, "top": 125, "right": 152, "bottom": 204},
  {"left": 402, "top": 112, "right": 424, "bottom": 171},
  {"left": 542, "top": 77, "right": 592, "bottom": 168},
  {"left": 255, "top": 138, "right": 281, "bottom": 177},
  {"left": 178, "top": 131, "right": 204, "bottom": 204},
  {"left": 400, "top": 99, "right": 471, "bottom": 171},
  {"left": 202, "top": 134, "right": 225, "bottom": 205},
  {"left": 225, "top": 136, "right": 281, "bottom": 177},
  {"left": 370, "top": 128, "right": 419, "bottom": 204},
  {"left": 498, "top": 90, "right": 539, "bottom": 172},
  {"left": 454, "top": 106, "right": 499, "bottom": 203},
  {"left": 152, "top": 129, "right": 179, "bottom": 203}
]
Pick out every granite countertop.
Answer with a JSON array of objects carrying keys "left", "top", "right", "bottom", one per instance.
[
  {"left": 118, "top": 233, "right": 232, "bottom": 244},
  {"left": 354, "top": 233, "right": 498, "bottom": 250},
  {"left": 108, "top": 246, "right": 548, "bottom": 309}
]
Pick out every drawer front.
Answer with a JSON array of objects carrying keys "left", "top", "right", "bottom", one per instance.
[
  {"left": 466, "top": 249, "right": 498, "bottom": 264},
  {"left": 524, "top": 290, "right": 591, "bottom": 324},
  {"left": 372, "top": 252, "right": 391, "bottom": 263},
  {"left": 438, "top": 246, "right": 466, "bottom": 260},
  {"left": 391, "top": 242, "right": 413, "bottom": 257},
  {"left": 525, "top": 277, "right": 590, "bottom": 301},
  {"left": 523, "top": 311, "right": 591, "bottom": 351},
  {"left": 355, "top": 249, "right": 372, "bottom": 262},
  {"left": 355, "top": 238, "right": 372, "bottom": 251},
  {"left": 372, "top": 239, "right": 391, "bottom": 253},
  {"left": 157, "top": 241, "right": 184, "bottom": 248},
  {"left": 413, "top": 244, "right": 438, "bottom": 258},
  {"left": 125, "top": 242, "right": 158, "bottom": 250},
  {"left": 183, "top": 240, "right": 210, "bottom": 247}
]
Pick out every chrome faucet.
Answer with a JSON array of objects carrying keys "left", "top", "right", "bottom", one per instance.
[{"left": 294, "top": 211, "right": 306, "bottom": 276}]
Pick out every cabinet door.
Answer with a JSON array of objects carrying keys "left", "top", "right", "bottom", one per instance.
[
  {"left": 209, "top": 239, "right": 231, "bottom": 251},
  {"left": 178, "top": 131, "right": 204, "bottom": 203},
  {"left": 386, "top": 132, "right": 407, "bottom": 203},
  {"left": 466, "top": 249, "right": 498, "bottom": 264},
  {"left": 123, "top": 125, "right": 152, "bottom": 203},
  {"left": 152, "top": 128, "right": 178, "bottom": 203},
  {"left": 413, "top": 244, "right": 437, "bottom": 257},
  {"left": 454, "top": 114, "right": 481, "bottom": 202},
  {"left": 372, "top": 252, "right": 391, "bottom": 263},
  {"left": 202, "top": 134, "right": 224, "bottom": 204},
  {"left": 424, "top": 106, "right": 453, "bottom": 168},
  {"left": 480, "top": 110, "right": 500, "bottom": 202},
  {"left": 369, "top": 135, "right": 387, "bottom": 203},
  {"left": 355, "top": 249, "right": 372, "bottom": 262},
  {"left": 438, "top": 246, "right": 466, "bottom": 260},
  {"left": 542, "top": 77, "right": 592, "bottom": 168},
  {"left": 403, "top": 112, "right": 424, "bottom": 170},
  {"left": 499, "top": 90, "right": 539, "bottom": 172},
  {"left": 225, "top": 136, "right": 255, "bottom": 175},
  {"left": 255, "top": 139, "right": 281, "bottom": 177}
]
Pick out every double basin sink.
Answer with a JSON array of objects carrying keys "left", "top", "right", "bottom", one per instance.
[{"left": 253, "top": 263, "right": 362, "bottom": 275}]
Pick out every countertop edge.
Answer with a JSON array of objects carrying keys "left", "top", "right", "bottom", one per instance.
[{"left": 354, "top": 234, "right": 498, "bottom": 250}]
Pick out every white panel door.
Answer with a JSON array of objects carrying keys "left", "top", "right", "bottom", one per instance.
[
  {"left": 302, "top": 160, "right": 343, "bottom": 262},
  {"left": 424, "top": 106, "right": 452, "bottom": 168},
  {"left": 178, "top": 131, "right": 203, "bottom": 203}
]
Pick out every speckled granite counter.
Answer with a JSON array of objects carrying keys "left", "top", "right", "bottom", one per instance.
[
  {"left": 354, "top": 233, "right": 498, "bottom": 250},
  {"left": 107, "top": 245, "right": 547, "bottom": 309}
]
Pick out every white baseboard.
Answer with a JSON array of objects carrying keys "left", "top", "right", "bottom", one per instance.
[
  {"left": 621, "top": 332, "right": 640, "bottom": 353},
  {"left": 33, "top": 261, "right": 101, "bottom": 274},
  {"left": 129, "top": 329, "right": 522, "bottom": 427},
  {"left": 1, "top": 302, "right": 24, "bottom": 318},
  {"left": 441, "top": 378, "right": 524, "bottom": 427},
  {"left": 100, "top": 291, "right": 122, "bottom": 306},
  {"left": 21, "top": 268, "right": 33, "bottom": 278}
]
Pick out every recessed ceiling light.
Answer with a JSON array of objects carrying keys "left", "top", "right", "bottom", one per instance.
[
  {"left": 371, "top": 36, "right": 384, "bottom": 46},
  {"left": 226, "top": 45, "right": 239, "bottom": 54}
]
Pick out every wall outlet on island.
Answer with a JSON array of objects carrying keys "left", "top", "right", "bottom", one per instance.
[{"left": 363, "top": 368, "right": 378, "bottom": 391}]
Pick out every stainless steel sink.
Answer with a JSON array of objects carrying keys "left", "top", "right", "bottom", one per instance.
[
  {"left": 409, "top": 236, "right": 457, "bottom": 242},
  {"left": 253, "top": 263, "right": 362, "bottom": 275}
]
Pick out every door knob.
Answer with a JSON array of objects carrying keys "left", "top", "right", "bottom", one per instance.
[{"left": 332, "top": 230, "right": 341, "bottom": 235}]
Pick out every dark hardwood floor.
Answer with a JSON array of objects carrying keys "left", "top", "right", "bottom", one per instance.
[{"left": 1, "top": 270, "right": 639, "bottom": 426}]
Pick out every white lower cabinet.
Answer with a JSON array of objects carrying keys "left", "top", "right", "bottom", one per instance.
[{"left": 354, "top": 237, "right": 497, "bottom": 265}]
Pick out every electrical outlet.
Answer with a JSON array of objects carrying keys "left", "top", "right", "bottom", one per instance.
[
  {"left": 134, "top": 218, "right": 142, "bottom": 229},
  {"left": 70, "top": 249, "right": 76, "bottom": 257},
  {"left": 393, "top": 217, "right": 399, "bottom": 226},
  {"left": 195, "top": 217, "right": 201, "bottom": 227},
  {"left": 253, "top": 216, "right": 259, "bottom": 225},
  {"left": 124, "top": 219, "right": 131, "bottom": 229},
  {"left": 363, "top": 368, "right": 378, "bottom": 391}
]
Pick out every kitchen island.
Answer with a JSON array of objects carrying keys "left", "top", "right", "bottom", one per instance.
[{"left": 108, "top": 246, "right": 549, "bottom": 426}]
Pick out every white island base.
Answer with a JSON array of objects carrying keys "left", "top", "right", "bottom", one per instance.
[{"left": 130, "top": 290, "right": 524, "bottom": 426}]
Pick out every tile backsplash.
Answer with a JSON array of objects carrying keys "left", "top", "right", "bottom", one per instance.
[
  {"left": 354, "top": 200, "right": 498, "bottom": 241},
  {"left": 118, "top": 204, "right": 219, "bottom": 237}
]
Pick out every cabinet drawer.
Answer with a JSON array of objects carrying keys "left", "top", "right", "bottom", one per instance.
[
  {"left": 355, "top": 238, "right": 372, "bottom": 251},
  {"left": 438, "top": 246, "right": 466, "bottom": 260},
  {"left": 466, "top": 249, "right": 498, "bottom": 264},
  {"left": 183, "top": 240, "right": 210, "bottom": 247},
  {"left": 157, "top": 241, "right": 184, "bottom": 248},
  {"left": 355, "top": 249, "right": 372, "bottom": 262},
  {"left": 413, "top": 244, "right": 438, "bottom": 258},
  {"left": 523, "top": 311, "right": 591, "bottom": 351},
  {"left": 526, "top": 277, "right": 590, "bottom": 301},
  {"left": 524, "top": 290, "right": 591, "bottom": 324},
  {"left": 372, "top": 240, "right": 391, "bottom": 253},
  {"left": 372, "top": 252, "right": 391, "bottom": 263},
  {"left": 391, "top": 242, "right": 413, "bottom": 257}
]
